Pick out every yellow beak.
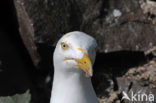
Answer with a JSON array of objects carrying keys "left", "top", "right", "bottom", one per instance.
[{"left": 74, "top": 53, "right": 93, "bottom": 76}]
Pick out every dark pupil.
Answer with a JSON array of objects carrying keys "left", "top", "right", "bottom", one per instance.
[{"left": 63, "top": 44, "right": 66, "bottom": 48}]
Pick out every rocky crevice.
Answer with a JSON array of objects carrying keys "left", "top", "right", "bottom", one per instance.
[{"left": 0, "top": 0, "right": 155, "bottom": 103}]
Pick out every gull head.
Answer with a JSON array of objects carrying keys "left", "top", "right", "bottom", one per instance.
[{"left": 53, "top": 31, "right": 97, "bottom": 77}]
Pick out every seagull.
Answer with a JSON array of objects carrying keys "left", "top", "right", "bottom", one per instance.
[{"left": 50, "top": 31, "right": 98, "bottom": 103}]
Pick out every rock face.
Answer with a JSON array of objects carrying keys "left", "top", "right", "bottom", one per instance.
[
  {"left": 96, "top": 59, "right": 156, "bottom": 103},
  {"left": 12, "top": 0, "right": 156, "bottom": 103},
  {"left": 14, "top": 0, "right": 156, "bottom": 54},
  {"left": 116, "top": 60, "right": 156, "bottom": 103}
]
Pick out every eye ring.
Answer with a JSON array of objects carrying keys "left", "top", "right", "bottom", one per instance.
[{"left": 61, "top": 42, "right": 69, "bottom": 50}]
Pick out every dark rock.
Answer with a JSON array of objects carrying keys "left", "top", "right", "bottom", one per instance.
[
  {"left": 117, "top": 78, "right": 156, "bottom": 103},
  {"left": 14, "top": 0, "right": 156, "bottom": 54},
  {"left": 14, "top": 0, "right": 40, "bottom": 66},
  {"left": 0, "top": 0, "right": 35, "bottom": 99},
  {"left": 116, "top": 60, "right": 156, "bottom": 103},
  {"left": 12, "top": 0, "right": 156, "bottom": 103}
]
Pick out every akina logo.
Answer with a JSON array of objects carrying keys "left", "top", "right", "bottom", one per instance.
[{"left": 121, "top": 90, "right": 155, "bottom": 102}]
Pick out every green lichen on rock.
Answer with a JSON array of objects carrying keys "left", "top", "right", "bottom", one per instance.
[{"left": 0, "top": 90, "right": 31, "bottom": 103}]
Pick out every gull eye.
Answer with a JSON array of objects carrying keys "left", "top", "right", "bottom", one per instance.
[{"left": 61, "top": 42, "right": 69, "bottom": 50}]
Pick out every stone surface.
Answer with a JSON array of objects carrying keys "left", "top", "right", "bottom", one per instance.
[
  {"left": 116, "top": 60, "right": 156, "bottom": 103},
  {"left": 140, "top": 0, "right": 156, "bottom": 24},
  {"left": 12, "top": 0, "right": 156, "bottom": 103},
  {"left": 97, "top": 59, "right": 156, "bottom": 103},
  {"left": 14, "top": 0, "right": 156, "bottom": 54},
  {"left": 14, "top": 0, "right": 40, "bottom": 66}
]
